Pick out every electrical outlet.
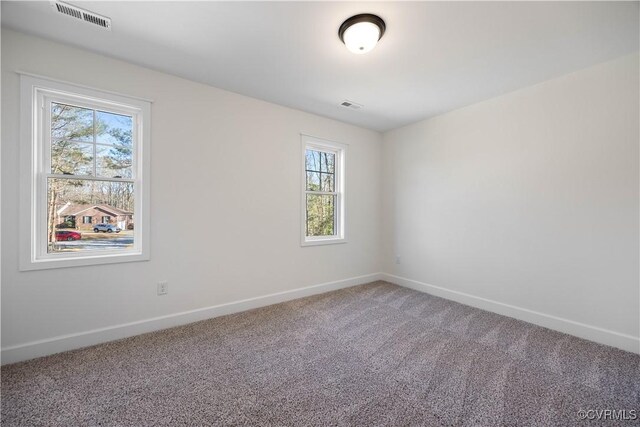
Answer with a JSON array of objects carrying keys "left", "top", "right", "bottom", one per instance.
[
  {"left": 157, "top": 281, "right": 168, "bottom": 296},
  {"left": 395, "top": 255, "right": 401, "bottom": 264}
]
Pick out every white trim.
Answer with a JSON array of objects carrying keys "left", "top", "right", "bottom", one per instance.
[
  {"left": 301, "top": 237, "right": 348, "bottom": 247},
  {"left": 300, "top": 134, "right": 347, "bottom": 246},
  {"left": 15, "top": 71, "right": 154, "bottom": 103},
  {"left": 382, "top": 273, "right": 640, "bottom": 354},
  {"left": 0, "top": 273, "right": 384, "bottom": 365},
  {"left": 19, "top": 74, "right": 151, "bottom": 270}
]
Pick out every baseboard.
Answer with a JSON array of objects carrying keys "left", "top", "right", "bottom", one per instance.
[
  {"left": 1, "top": 273, "right": 384, "bottom": 365},
  {"left": 382, "top": 273, "right": 640, "bottom": 354}
]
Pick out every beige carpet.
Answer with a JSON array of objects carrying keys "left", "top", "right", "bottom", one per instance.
[{"left": 2, "top": 281, "right": 639, "bottom": 426}]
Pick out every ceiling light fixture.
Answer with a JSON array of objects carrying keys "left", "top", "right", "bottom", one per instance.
[{"left": 338, "top": 14, "right": 386, "bottom": 55}]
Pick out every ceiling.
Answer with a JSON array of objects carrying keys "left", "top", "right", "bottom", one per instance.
[{"left": 2, "top": 1, "right": 638, "bottom": 132}]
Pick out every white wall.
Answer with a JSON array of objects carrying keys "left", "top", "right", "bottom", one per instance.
[
  {"left": 2, "top": 29, "right": 638, "bottom": 362},
  {"left": 382, "top": 53, "right": 639, "bottom": 352},
  {"left": 1, "top": 29, "right": 382, "bottom": 362}
]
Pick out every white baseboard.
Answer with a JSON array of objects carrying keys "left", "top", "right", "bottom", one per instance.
[
  {"left": 1, "top": 273, "right": 384, "bottom": 365},
  {"left": 382, "top": 273, "right": 640, "bottom": 354}
]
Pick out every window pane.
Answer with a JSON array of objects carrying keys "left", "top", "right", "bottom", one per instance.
[
  {"left": 96, "top": 111, "right": 133, "bottom": 145},
  {"left": 306, "top": 194, "right": 335, "bottom": 237},
  {"left": 47, "top": 178, "right": 134, "bottom": 253},
  {"left": 51, "top": 140, "right": 94, "bottom": 175},
  {"left": 306, "top": 171, "right": 320, "bottom": 191},
  {"left": 320, "top": 172, "right": 334, "bottom": 192},
  {"left": 51, "top": 103, "right": 93, "bottom": 142},
  {"left": 320, "top": 152, "right": 335, "bottom": 173},
  {"left": 96, "top": 144, "right": 133, "bottom": 178},
  {"left": 305, "top": 149, "right": 321, "bottom": 172}
]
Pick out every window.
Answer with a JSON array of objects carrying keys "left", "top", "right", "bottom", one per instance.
[
  {"left": 20, "top": 74, "right": 150, "bottom": 270},
  {"left": 61, "top": 215, "right": 76, "bottom": 228},
  {"left": 301, "top": 135, "right": 346, "bottom": 246}
]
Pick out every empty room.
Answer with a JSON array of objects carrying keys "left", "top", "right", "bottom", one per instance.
[{"left": 1, "top": 1, "right": 638, "bottom": 425}]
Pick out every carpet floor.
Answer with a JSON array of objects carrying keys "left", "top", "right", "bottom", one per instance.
[{"left": 2, "top": 281, "right": 639, "bottom": 426}]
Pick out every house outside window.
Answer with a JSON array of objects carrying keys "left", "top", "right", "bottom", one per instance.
[
  {"left": 301, "top": 135, "right": 346, "bottom": 246},
  {"left": 19, "top": 74, "right": 150, "bottom": 270}
]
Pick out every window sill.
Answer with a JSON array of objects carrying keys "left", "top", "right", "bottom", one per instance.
[
  {"left": 20, "top": 251, "right": 150, "bottom": 271},
  {"left": 301, "top": 237, "right": 347, "bottom": 247}
]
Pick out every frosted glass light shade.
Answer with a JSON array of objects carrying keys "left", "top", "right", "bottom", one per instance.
[
  {"left": 342, "top": 21, "right": 381, "bottom": 54},
  {"left": 338, "top": 14, "right": 386, "bottom": 55}
]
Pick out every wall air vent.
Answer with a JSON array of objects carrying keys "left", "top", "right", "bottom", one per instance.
[
  {"left": 340, "top": 100, "right": 363, "bottom": 110},
  {"left": 51, "top": 1, "right": 111, "bottom": 30}
]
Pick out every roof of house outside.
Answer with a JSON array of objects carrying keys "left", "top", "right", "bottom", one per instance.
[{"left": 58, "top": 203, "right": 133, "bottom": 217}]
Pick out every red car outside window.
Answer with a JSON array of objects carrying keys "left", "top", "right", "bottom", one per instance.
[{"left": 55, "top": 231, "right": 82, "bottom": 241}]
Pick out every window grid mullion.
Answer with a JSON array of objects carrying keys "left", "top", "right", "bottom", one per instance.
[
  {"left": 46, "top": 173, "right": 134, "bottom": 184},
  {"left": 93, "top": 109, "right": 97, "bottom": 177},
  {"left": 307, "top": 189, "right": 312, "bottom": 236},
  {"left": 51, "top": 137, "right": 116, "bottom": 148},
  {"left": 305, "top": 191, "right": 337, "bottom": 196},
  {"left": 305, "top": 168, "right": 335, "bottom": 192}
]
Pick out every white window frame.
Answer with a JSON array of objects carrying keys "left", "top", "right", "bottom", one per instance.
[
  {"left": 19, "top": 74, "right": 151, "bottom": 270},
  {"left": 300, "top": 134, "right": 347, "bottom": 246}
]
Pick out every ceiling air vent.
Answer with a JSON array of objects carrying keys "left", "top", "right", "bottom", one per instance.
[
  {"left": 51, "top": 1, "right": 111, "bottom": 30},
  {"left": 340, "top": 100, "right": 363, "bottom": 110}
]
